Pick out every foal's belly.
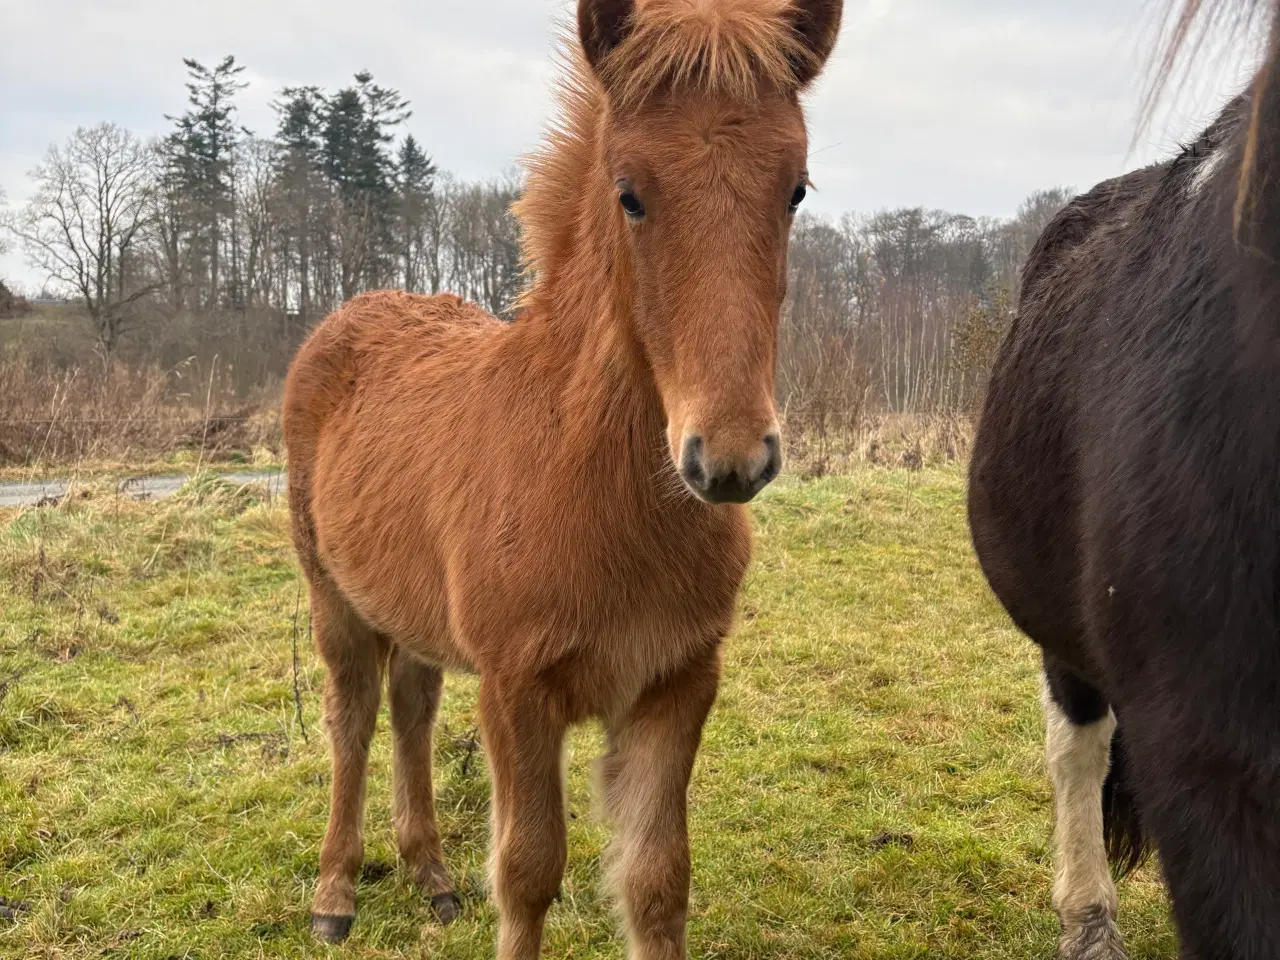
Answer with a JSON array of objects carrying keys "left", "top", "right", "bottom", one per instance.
[
  {"left": 318, "top": 523, "right": 477, "bottom": 673},
  {"left": 310, "top": 441, "right": 477, "bottom": 671},
  {"left": 327, "top": 536, "right": 736, "bottom": 713},
  {"left": 444, "top": 542, "right": 742, "bottom": 717}
]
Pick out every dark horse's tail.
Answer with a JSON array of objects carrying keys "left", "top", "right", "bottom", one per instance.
[{"left": 1103, "top": 723, "right": 1150, "bottom": 877}]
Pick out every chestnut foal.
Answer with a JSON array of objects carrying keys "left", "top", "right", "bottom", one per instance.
[{"left": 283, "top": 0, "right": 841, "bottom": 955}]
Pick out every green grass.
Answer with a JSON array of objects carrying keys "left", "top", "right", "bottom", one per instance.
[{"left": 0, "top": 468, "right": 1176, "bottom": 959}]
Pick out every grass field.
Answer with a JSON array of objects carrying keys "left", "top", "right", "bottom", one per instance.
[{"left": 0, "top": 467, "right": 1177, "bottom": 959}]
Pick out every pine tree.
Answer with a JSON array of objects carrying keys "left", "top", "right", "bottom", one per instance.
[
  {"left": 275, "top": 86, "right": 324, "bottom": 159},
  {"left": 320, "top": 73, "right": 410, "bottom": 296},
  {"left": 396, "top": 135, "right": 436, "bottom": 291},
  {"left": 163, "top": 55, "right": 248, "bottom": 308},
  {"left": 273, "top": 86, "right": 327, "bottom": 322}
]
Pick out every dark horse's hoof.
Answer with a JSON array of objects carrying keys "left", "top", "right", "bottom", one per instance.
[
  {"left": 310, "top": 912, "right": 355, "bottom": 943},
  {"left": 430, "top": 891, "right": 462, "bottom": 925},
  {"left": 1059, "top": 907, "right": 1128, "bottom": 960}
]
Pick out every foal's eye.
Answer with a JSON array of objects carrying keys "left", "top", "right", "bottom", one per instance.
[
  {"left": 619, "top": 191, "right": 645, "bottom": 219},
  {"left": 789, "top": 183, "right": 807, "bottom": 212}
]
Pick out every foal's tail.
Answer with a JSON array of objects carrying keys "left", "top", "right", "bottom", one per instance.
[{"left": 1103, "top": 723, "right": 1150, "bottom": 877}]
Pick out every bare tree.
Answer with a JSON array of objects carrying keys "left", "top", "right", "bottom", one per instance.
[
  {"left": 1, "top": 55, "right": 1079, "bottom": 418},
  {"left": 442, "top": 174, "right": 523, "bottom": 316},
  {"left": 147, "top": 142, "right": 194, "bottom": 314},
  {"left": 0, "top": 186, "right": 9, "bottom": 259},
  {"left": 11, "top": 123, "right": 158, "bottom": 350},
  {"left": 989, "top": 186, "right": 1074, "bottom": 294},
  {"left": 233, "top": 137, "right": 279, "bottom": 308},
  {"left": 422, "top": 172, "right": 454, "bottom": 295}
]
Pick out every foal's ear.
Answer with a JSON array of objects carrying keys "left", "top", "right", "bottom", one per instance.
[
  {"left": 578, "top": 0, "right": 636, "bottom": 74},
  {"left": 786, "top": 0, "right": 842, "bottom": 88}
]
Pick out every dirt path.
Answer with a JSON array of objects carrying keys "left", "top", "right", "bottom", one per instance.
[{"left": 0, "top": 470, "right": 287, "bottom": 508}]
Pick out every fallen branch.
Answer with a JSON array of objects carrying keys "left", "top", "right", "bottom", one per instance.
[{"left": 290, "top": 581, "right": 309, "bottom": 744}]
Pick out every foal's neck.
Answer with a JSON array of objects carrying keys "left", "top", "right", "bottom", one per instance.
[{"left": 518, "top": 160, "right": 670, "bottom": 477}]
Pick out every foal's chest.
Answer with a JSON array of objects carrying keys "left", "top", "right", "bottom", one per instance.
[{"left": 454, "top": 504, "right": 751, "bottom": 697}]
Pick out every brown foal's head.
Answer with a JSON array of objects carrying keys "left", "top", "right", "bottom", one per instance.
[{"left": 580, "top": 0, "right": 842, "bottom": 503}]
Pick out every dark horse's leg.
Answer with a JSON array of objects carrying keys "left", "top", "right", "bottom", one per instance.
[
  {"left": 969, "top": 437, "right": 1130, "bottom": 957},
  {"left": 1043, "top": 655, "right": 1127, "bottom": 960},
  {"left": 1116, "top": 678, "right": 1280, "bottom": 958}
]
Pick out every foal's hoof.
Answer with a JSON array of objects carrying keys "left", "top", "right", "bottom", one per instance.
[
  {"left": 430, "top": 891, "right": 462, "bottom": 925},
  {"left": 311, "top": 912, "right": 355, "bottom": 943},
  {"left": 1059, "top": 907, "right": 1128, "bottom": 960}
]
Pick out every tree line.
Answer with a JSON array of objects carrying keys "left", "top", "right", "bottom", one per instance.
[
  {"left": 781, "top": 189, "right": 1069, "bottom": 420},
  {"left": 1, "top": 55, "right": 1070, "bottom": 413},
  {"left": 2, "top": 57, "right": 521, "bottom": 382}
]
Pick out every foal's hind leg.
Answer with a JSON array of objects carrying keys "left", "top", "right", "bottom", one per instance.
[
  {"left": 599, "top": 644, "right": 721, "bottom": 960},
  {"left": 1043, "top": 659, "right": 1127, "bottom": 960},
  {"left": 310, "top": 585, "right": 387, "bottom": 943},
  {"left": 388, "top": 645, "right": 461, "bottom": 924}
]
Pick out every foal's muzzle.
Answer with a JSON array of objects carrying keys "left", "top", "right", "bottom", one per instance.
[{"left": 678, "top": 432, "right": 781, "bottom": 504}]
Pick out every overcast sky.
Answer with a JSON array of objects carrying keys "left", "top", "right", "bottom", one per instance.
[{"left": 0, "top": 0, "right": 1260, "bottom": 291}]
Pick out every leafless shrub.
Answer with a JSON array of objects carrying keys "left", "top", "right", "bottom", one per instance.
[
  {"left": 784, "top": 412, "right": 974, "bottom": 477},
  {"left": 0, "top": 346, "right": 279, "bottom": 468}
]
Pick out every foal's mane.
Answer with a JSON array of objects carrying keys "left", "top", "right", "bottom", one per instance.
[{"left": 515, "top": 0, "right": 821, "bottom": 295}]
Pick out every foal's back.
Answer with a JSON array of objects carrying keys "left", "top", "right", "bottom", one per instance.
[{"left": 285, "top": 291, "right": 521, "bottom": 665}]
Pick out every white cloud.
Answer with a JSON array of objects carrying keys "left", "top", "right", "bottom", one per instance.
[{"left": 0, "top": 0, "right": 1257, "bottom": 289}]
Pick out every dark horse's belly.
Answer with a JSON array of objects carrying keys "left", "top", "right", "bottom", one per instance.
[
  {"left": 968, "top": 349, "right": 1094, "bottom": 681},
  {"left": 965, "top": 169, "right": 1166, "bottom": 689}
]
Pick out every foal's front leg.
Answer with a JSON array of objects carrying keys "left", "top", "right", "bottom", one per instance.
[
  {"left": 480, "top": 677, "right": 569, "bottom": 960},
  {"left": 1043, "top": 663, "right": 1128, "bottom": 960},
  {"left": 600, "top": 644, "right": 721, "bottom": 960}
]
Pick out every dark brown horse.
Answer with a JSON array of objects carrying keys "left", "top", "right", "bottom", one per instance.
[
  {"left": 970, "top": 1, "right": 1280, "bottom": 957},
  {"left": 282, "top": 0, "right": 841, "bottom": 955}
]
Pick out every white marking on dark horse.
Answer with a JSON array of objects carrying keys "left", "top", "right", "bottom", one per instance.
[{"left": 1043, "top": 680, "right": 1128, "bottom": 960}]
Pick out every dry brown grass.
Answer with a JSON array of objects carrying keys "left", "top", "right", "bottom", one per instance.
[
  {"left": 0, "top": 348, "right": 282, "bottom": 470},
  {"left": 783, "top": 412, "right": 975, "bottom": 478},
  {"left": 0, "top": 336, "right": 971, "bottom": 480}
]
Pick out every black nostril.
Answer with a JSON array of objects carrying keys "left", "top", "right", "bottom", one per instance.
[
  {"left": 680, "top": 435, "right": 707, "bottom": 490},
  {"left": 761, "top": 433, "right": 782, "bottom": 483}
]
